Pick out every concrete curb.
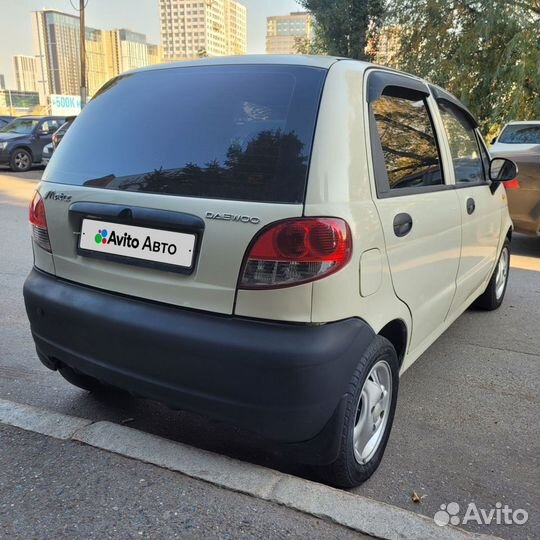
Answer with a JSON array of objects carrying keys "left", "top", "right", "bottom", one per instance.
[
  {"left": 0, "top": 397, "right": 92, "bottom": 439},
  {"left": 0, "top": 398, "right": 501, "bottom": 540}
]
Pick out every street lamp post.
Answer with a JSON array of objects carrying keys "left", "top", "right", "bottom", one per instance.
[
  {"left": 7, "top": 89, "right": 14, "bottom": 116},
  {"left": 80, "top": 0, "right": 87, "bottom": 108}
]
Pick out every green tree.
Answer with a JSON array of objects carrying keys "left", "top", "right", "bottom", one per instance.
[
  {"left": 387, "top": 0, "right": 540, "bottom": 131},
  {"left": 296, "top": 0, "right": 385, "bottom": 60}
]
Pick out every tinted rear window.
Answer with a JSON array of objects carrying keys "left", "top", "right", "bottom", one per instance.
[
  {"left": 498, "top": 124, "right": 540, "bottom": 144},
  {"left": 44, "top": 65, "right": 326, "bottom": 203}
]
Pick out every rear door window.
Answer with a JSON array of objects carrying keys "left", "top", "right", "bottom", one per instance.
[
  {"left": 371, "top": 91, "right": 444, "bottom": 190},
  {"left": 43, "top": 65, "right": 326, "bottom": 204}
]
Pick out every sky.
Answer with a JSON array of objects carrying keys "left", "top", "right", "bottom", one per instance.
[{"left": 0, "top": 0, "right": 303, "bottom": 89}]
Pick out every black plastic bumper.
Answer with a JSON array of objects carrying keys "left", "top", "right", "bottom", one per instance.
[{"left": 24, "top": 269, "right": 375, "bottom": 461}]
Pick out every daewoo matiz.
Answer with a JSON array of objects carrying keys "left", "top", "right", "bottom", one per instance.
[{"left": 24, "top": 56, "right": 517, "bottom": 488}]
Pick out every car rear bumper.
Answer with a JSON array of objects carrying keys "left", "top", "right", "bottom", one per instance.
[{"left": 24, "top": 269, "right": 374, "bottom": 461}]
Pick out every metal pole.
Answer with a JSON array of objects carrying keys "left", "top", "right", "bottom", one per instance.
[
  {"left": 8, "top": 89, "right": 13, "bottom": 116},
  {"left": 80, "top": 0, "right": 87, "bottom": 108}
]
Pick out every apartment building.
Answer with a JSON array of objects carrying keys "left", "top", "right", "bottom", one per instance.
[
  {"left": 148, "top": 44, "right": 164, "bottom": 66},
  {"left": 13, "top": 55, "right": 38, "bottom": 92},
  {"left": 32, "top": 10, "right": 106, "bottom": 102},
  {"left": 31, "top": 10, "right": 164, "bottom": 104},
  {"left": 104, "top": 29, "right": 159, "bottom": 79},
  {"left": 266, "top": 12, "right": 313, "bottom": 55},
  {"left": 159, "top": 0, "right": 247, "bottom": 61},
  {"left": 371, "top": 25, "right": 401, "bottom": 68}
]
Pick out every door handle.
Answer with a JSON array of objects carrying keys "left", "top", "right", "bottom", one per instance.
[
  {"left": 393, "top": 213, "right": 413, "bottom": 237},
  {"left": 466, "top": 198, "right": 476, "bottom": 215}
]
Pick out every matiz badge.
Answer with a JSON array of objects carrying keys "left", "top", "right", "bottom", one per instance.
[{"left": 44, "top": 191, "right": 72, "bottom": 202}]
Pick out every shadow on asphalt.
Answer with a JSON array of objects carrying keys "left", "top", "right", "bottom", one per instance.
[{"left": 511, "top": 233, "right": 540, "bottom": 258}]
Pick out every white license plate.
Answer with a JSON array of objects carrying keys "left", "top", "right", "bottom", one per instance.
[{"left": 79, "top": 219, "right": 196, "bottom": 269}]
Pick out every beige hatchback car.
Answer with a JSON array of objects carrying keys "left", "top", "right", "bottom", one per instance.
[{"left": 24, "top": 56, "right": 516, "bottom": 488}]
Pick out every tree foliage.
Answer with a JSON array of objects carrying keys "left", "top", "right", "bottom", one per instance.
[
  {"left": 296, "top": 0, "right": 385, "bottom": 60},
  {"left": 386, "top": 0, "right": 540, "bottom": 131}
]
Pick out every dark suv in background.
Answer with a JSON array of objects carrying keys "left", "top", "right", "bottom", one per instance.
[
  {"left": 0, "top": 116, "right": 66, "bottom": 172},
  {"left": 0, "top": 116, "right": 15, "bottom": 128}
]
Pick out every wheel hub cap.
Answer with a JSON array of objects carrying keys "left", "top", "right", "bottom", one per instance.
[
  {"left": 15, "top": 152, "right": 30, "bottom": 169},
  {"left": 353, "top": 360, "right": 392, "bottom": 465},
  {"left": 495, "top": 248, "right": 509, "bottom": 300}
]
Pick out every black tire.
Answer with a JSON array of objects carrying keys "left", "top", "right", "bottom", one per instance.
[
  {"left": 473, "top": 239, "right": 510, "bottom": 311},
  {"left": 315, "top": 335, "right": 399, "bottom": 489},
  {"left": 9, "top": 148, "right": 33, "bottom": 172},
  {"left": 58, "top": 365, "right": 102, "bottom": 392}
]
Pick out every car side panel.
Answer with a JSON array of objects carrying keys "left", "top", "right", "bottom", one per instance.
[{"left": 305, "top": 61, "right": 412, "bottom": 346}]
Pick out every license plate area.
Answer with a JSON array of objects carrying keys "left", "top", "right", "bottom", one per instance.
[{"left": 78, "top": 218, "right": 198, "bottom": 274}]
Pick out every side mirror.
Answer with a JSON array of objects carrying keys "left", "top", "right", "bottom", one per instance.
[
  {"left": 36, "top": 130, "right": 49, "bottom": 137},
  {"left": 490, "top": 157, "right": 518, "bottom": 182},
  {"left": 490, "top": 137, "right": 497, "bottom": 145}
]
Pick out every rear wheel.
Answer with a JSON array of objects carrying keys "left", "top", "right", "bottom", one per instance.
[
  {"left": 315, "top": 336, "right": 399, "bottom": 488},
  {"left": 9, "top": 148, "right": 32, "bottom": 172},
  {"left": 58, "top": 365, "right": 102, "bottom": 392},
  {"left": 474, "top": 239, "right": 510, "bottom": 310}
]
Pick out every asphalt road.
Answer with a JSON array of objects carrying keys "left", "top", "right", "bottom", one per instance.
[
  {"left": 0, "top": 424, "right": 367, "bottom": 540},
  {"left": 1, "top": 168, "right": 539, "bottom": 539}
]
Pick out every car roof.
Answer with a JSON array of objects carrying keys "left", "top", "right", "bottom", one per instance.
[{"left": 129, "top": 54, "right": 347, "bottom": 75}]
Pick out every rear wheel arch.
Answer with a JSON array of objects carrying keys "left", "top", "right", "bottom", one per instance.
[{"left": 378, "top": 319, "right": 408, "bottom": 366}]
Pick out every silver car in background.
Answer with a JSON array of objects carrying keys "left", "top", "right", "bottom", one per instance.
[{"left": 491, "top": 121, "right": 540, "bottom": 236}]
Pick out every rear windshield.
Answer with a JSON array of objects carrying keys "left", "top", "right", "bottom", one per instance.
[
  {"left": 44, "top": 65, "right": 326, "bottom": 204},
  {"left": 498, "top": 124, "right": 540, "bottom": 144}
]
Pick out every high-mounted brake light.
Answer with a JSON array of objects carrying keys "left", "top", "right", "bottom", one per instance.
[
  {"left": 239, "top": 217, "right": 352, "bottom": 289},
  {"left": 29, "top": 191, "right": 51, "bottom": 252}
]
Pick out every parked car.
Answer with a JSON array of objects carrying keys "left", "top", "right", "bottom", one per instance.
[
  {"left": 491, "top": 121, "right": 540, "bottom": 236},
  {"left": 52, "top": 116, "right": 76, "bottom": 149},
  {"left": 41, "top": 117, "right": 76, "bottom": 166},
  {"left": 23, "top": 57, "right": 516, "bottom": 488},
  {"left": 41, "top": 143, "right": 54, "bottom": 166},
  {"left": 0, "top": 115, "right": 66, "bottom": 172},
  {"left": 0, "top": 116, "right": 15, "bottom": 128}
]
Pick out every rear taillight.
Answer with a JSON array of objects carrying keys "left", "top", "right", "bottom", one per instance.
[
  {"left": 29, "top": 191, "right": 51, "bottom": 252},
  {"left": 239, "top": 217, "right": 352, "bottom": 289}
]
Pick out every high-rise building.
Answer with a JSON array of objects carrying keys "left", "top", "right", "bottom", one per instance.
[
  {"left": 372, "top": 25, "right": 401, "bottom": 68},
  {"left": 159, "top": 0, "right": 247, "bottom": 61},
  {"left": 32, "top": 10, "right": 107, "bottom": 102},
  {"left": 13, "top": 55, "right": 38, "bottom": 92},
  {"left": 147, "top": 44, "right": 163, "bottom": 66},
  {"left": 266, "top": 12, "right": 313, "bottom": 55},
  {"left": 0, "top": 74, "right": 5, "bottom": 90},
  {"left": 103, "top": 29, "right": 153, "bottom": 79}
]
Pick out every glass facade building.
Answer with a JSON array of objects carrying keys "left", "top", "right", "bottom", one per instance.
[
  {"left": 266, "top": 12, "right": 313, "bottom": 55},
  {"left": 32, "top": 10, "right": 106, "bottom": 102}
]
